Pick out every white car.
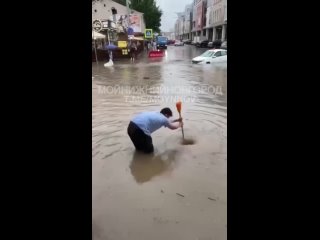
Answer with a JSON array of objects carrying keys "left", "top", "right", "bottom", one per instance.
[
  {"left": 174, "top": 40, "right": 184, "bottom": 46},
  {"left": 192, "top": 49, "right": 227, "bottom": 64}
]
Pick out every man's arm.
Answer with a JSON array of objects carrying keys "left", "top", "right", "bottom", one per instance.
[
  {"left": 171, "top": 117, "right": 183, "bottom": 123},
  {"left": 167, "top": 121, "right": 183, "bottom": 130}
]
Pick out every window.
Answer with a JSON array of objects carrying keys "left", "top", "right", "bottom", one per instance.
[
  {"left": 104, "top": 4, "right": 106, "bottom": 7},
  {"left": 94, "top": 9, "right": 97, "bottom": 12},
  {"left": 157, "top": 36, "right": 167, "bottom": 41},
  {"left": 111, "top": 7, "right": 117, "bottom": 15},
  {"left": 200, "top": 51, "right": 215, "bottom": 57},
  {"left": 221, "top": 51, "right": 227, "bottom": 56},
  {"left": 214, "top": 51, "right": 222, "bottom": 57}
]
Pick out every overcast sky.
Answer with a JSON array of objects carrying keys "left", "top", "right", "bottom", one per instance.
[{"left": 156, "top": 0, "right": 193, "bottom": 32}]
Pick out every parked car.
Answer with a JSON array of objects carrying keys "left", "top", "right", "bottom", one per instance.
[
  {"left": 183, "top": 39, "right": 192, "bottom": 44},
  {"left": 174, "top": 40, "right": 184, "bottom": 46},
  {"left": 196, "top": 40, "right": 209, "bottom": 48},
  {"left": 208, "top": 40, "right": 222, "bottom": 48},
  {"left": 167, "top": 39, "right": 175, "bottom": 45},
  {"left": 192, "top": 49, "right": 227, "bottom": 64},
  {"left": 220, "top": 41, "right": 227, "bottom": 50}
]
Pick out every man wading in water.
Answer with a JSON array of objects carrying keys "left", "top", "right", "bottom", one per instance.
[
  {"left": 127, "top": 108, "right": 183, "bottom": 153},
  {"left": 129, "top": 41, "right": 137, "bottom": 62}
]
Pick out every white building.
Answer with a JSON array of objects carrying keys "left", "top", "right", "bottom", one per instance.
[
  {"left": 175, "top": 13, "right": 185, "bottom": 40},
  {"left": 223, "top": 0, "right": 227, "bottom": 40},
  {"left": 175, "top": 1, "right": 194, "bottom": 41},
  {"left": 205, "top": 0, "right": 214, "bottom": 40},
  {"left": 92, "top": 0, "right": 146, "bottom": 34},
  {"left": 183, "top": 4, "right": 193, "bottom": 40},
  {"left": 161, "top": 32, "right": 175, "bottom": 40},
  {"left": 210, "top": 0, "right": 227, "bottom": 41}
]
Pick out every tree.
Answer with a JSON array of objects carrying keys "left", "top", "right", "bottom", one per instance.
[{"left": 130, "top": 0, "right": 162, "bottom": 33}]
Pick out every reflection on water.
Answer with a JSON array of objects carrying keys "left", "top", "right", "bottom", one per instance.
[{"left": 129, "top": 150, "right": 178, "bottom": 183}]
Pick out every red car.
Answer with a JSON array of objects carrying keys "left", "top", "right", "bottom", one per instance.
[{"left": 167, "top": 40, "right": 175, "bottom": 45}]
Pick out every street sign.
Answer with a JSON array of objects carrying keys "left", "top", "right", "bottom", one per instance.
[
  {"left": 145, "top": 29, "right": 153, "bottom": 38},
  {"left": 118, "top": 41, "right": 127, "bottom": 48},
  {"left": 94, "top": 19, "right": 116, "bottom": 31},
  {"left": 93, "top": 20, "right": 102, "bottom": 32},
  {"left": 101, "top": 20, "right": 109, "bottom": 28}
]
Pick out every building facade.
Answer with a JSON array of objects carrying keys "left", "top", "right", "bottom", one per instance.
[
  {"left": 191, "top": 0, "right": 207, "bottom": 42},
  {"left": 92, "top": 0, "right": 147, "bottom": 61},
  {"left": 175, "top": 12, "right": 185, "bottom": 40},
  {"left": 161, "top": 32, "right": 175, "bottom": 40},
  {"left": 92, "top": 0, "right": 146, "bottom": 39},
  {"left": 183, "top": 4, "right": 193, "bottom": 40},
  {"left": 211, "top": 0, "right": 225, "bottom": 41},
  {"left": 175, "top": 0, "right": 227, "bottom": 43}
]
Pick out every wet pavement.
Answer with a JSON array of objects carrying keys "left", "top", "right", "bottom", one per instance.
[{"left": 92, "top": 45, "right": 227, "bottom": 240}]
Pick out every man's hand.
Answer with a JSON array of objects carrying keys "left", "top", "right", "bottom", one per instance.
[
  {"left": 168, "top": 120, "right": 183, "bottom": 130},
  {"left": 172, "top": 117, "right": 183, "bottom": 123}
]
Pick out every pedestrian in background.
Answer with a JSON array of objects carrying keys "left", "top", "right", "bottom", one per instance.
[
  {"left": 147, "top": 41, "right": 151, "bottom": 51},
  {"left": 152, "top": 40, "right": 157, "bottom": 51},
  {"left": 129, "top": 41, "right": 137, "bottom": 62}
]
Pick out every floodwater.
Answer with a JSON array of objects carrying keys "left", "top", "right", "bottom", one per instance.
[{"left": 92, "top": 45, "right": 227, "bottom": 240}]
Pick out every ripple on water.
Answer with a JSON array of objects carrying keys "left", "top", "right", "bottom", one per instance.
[{"left": 93, "top": 55, "right": 227, "bottom": 156}]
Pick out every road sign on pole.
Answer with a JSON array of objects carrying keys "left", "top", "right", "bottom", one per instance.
[
  {"left": 93, "top": 20, "right": 102, "bottom": 32},
  {"left": 145, "top": 29, "right": 153, "bottom": 38}
]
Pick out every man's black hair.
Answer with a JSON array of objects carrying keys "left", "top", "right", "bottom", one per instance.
[{"left": 160, "top": 108, "right": 172, "bottom": 117}]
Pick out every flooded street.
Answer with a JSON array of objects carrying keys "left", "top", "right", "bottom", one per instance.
[{"left": 92, "top": 45, "right": 227, "bottom": 240}]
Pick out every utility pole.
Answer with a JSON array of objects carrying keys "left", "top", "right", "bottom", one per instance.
[
  {"left": 126, "top": 0, "right": 131, "bottom": 29},
  {"left": 126, "top": 0, "right": 131, "bottom": 45}
]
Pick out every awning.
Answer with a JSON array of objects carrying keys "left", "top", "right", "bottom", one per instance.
[
  {"left": 129, "top": 36, "right": 144, "bottom": 41},
  {"left": 92, "top": 31, "right": 106, "bottom": 40}
]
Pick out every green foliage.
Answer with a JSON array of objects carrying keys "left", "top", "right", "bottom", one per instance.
[{"left": 130, "top": 0, "right": 162, "bottom": 33}]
